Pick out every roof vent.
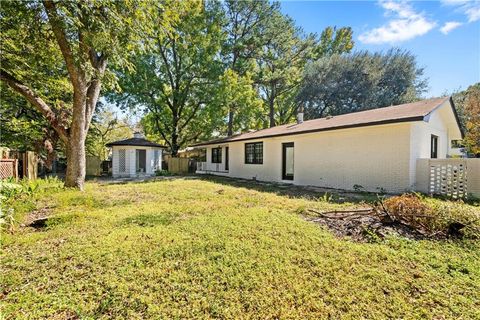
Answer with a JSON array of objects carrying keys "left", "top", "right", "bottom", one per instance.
[{"left": 133, "top": 131, "right": 144, "bottom": 139}]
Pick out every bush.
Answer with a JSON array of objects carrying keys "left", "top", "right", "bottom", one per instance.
[
  {"left": 383, "top": 193, "right": 480, "bottom": 239},
  {"left": 155, "top": 170, "right": 172, "bottom": 176}
]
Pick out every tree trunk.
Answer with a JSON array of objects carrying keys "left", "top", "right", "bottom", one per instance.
[
  {"left": 227, "top": 108, "right": 234, "bottom": 136},
  {"left": 171, "top": 115, "right": 179, "bottom": 157},
  {"left": 64, "top": 88, "right": 88, "bottom": 190},
  {"left": 65, "top": 130, "right": 87, "bottom": 190},
  {"left": 269, "top": 85, "right": 276, "bottom": 128}
]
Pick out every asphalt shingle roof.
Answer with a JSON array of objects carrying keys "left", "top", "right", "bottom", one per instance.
[
  {"left": 106, "top": 137, "right": 167, "bottom": 148},
  {"left": 192, "top": 97, "right": 456, "bottom": 147}
]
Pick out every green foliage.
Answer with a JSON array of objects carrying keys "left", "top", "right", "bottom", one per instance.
[
  {"left": 86, "top": 110, "right": 133, "bottom": 160},
  {"left": 215, "top": 69, "right": 263, "bottom": 133},
  {"left": 452, "top": 83, "right": 480, "bottom": 155},
  {"left": 298, "top": 49, "right": 428, "bottom": 119},
  {"left": 2, "top": 179, "right": 479, "bottom": 318},
  {"left": 315, "top": 26, "right": 354, "bottom": 57},
  {"left": 109, "top": 1, "right": 225, "bottom": 155},
  {"left": 155, "top": 169, "right": 171, "bottom": 176}
]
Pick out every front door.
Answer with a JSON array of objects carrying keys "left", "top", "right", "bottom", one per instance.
[
  {"left": 136, "top": 149, "right": 146, "bottom": 173},
  {"left": 282, "top": 142, "right": 294, "bottom": 180}
]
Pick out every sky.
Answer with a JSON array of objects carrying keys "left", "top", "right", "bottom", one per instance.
[{"left": 279, "top": 0, "right": 480, "bottom": 97}]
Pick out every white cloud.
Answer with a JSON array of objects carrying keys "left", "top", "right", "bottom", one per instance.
[
  {"left": 359, "top": 1, "right": 436, "bottom": 44},
  {"left": 441, "top": 0, "right": 480, "bottom": 22},
  {"left": 440, "top": 21, "right": 463, "bottom": 34}
]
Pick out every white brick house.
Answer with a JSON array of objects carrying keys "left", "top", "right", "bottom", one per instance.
[
  {"left": 106, "top": 132, "right": 167, "bottom": 178},
  {"left": 191, "top": 97, "right": 466, "bottom": 193}
]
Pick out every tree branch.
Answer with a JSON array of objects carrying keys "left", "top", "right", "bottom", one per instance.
[
  {"left": 1, "top": 69, "right": 68, "bottom": 141},
  {"left": 43, "top": 0, "right": 84, "bottom": 88}
]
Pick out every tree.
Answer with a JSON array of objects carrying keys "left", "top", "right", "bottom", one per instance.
[
  {"left": 222, "top": 0, "right": 280, "bottom": 135},
  {"left": 0, "top": 84, "right": 60, "bottom": 171},
  {"left": 256, "top": 20, "right": 354, "bottom": 127},
  {"left": 452, "top": 83, "right": 480, "bottom": 155},
  {"left": 297, "top": 49, "right": 428, "bottom": 119},
  {"left": 86, "top": 110, "right": 133, "bottom": 161},
  {"left": 0, "top": 1, "right": 166, "bottom": 190},
  {"left": 109, "top": 1, "right": 224, "bottom": 156}
]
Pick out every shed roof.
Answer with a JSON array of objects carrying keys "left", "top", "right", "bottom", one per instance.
[
  {"left": 106, "top": 137, "right": 167, "bottom": 148},
  {"left": 192, "top": 97, "right": 461, "bottom": 147}
]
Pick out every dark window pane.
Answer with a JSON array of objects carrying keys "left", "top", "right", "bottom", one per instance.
[{"left": 245, "top": 142, "right": 263, "bottom": 164}]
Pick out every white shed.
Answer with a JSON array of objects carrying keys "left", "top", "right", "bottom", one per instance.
[{"left": 106, "top": 132, "right": 167, "bottom": 178}]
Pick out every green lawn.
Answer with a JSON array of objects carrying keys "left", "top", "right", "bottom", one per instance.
[{"left": 2, "top": 177, "right": 480, "bottom": 319}]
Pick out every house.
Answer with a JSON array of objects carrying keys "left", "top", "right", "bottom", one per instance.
[
  {"left": 106, "top": 132, "right": 167, "bottom": 178},
  {"left": 191, "top": 97, "right": 465, "bottom": 193}
]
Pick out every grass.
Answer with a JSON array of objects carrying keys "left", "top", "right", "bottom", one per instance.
[{"left": 2, "top": 177, "right": 480, "bottom": 319}]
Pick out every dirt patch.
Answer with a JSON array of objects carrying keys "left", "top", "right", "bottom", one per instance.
[
  {"left": 304, "top": 209, "right": 426, "bottom": 242},
  {"left": 304, "top": 203, "right": 475, "bottom": 242},
  {"left": 21, "top": 206, "right": 53, "bottom": 230}
]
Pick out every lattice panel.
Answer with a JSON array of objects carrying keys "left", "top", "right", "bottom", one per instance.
[
  {"left": 429, "top": 162, "right": 467, "bottom": 199},
  {"left": 118, "top": 149, "right": 126, "bottom": 173},
  {"left": 0, "top": 160, "right": 17, "bottom": 179}
]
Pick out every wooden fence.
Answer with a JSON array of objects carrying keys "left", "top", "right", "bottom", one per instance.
[
  {"left": 167, "top": 157, "right": 189, "bottom": 174},
  {"left": 86, "top": 156, "right": 102, "bottom": 176},
  {"left": 416, "top": 159, "right": 480, "bottom": 199}
]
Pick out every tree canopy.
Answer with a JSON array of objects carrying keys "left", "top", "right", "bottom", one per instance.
[{"left": 297, "top": 49, "right": 428, "bottom": 119}]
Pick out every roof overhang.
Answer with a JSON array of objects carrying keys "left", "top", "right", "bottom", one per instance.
[{"left": 191, "top": 117, "right": 425, "bottom": 147}]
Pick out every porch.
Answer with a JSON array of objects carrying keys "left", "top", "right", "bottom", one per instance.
[{"left": 196, "top": 161, "right": 229, "bottom": 175}]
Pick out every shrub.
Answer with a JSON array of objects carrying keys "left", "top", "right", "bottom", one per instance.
[
  {"left": 382, "top": 193, "right": 480, "bottom": 238},
  {"left": 155, "top": 169, "right": 172, "bottom": 176}
]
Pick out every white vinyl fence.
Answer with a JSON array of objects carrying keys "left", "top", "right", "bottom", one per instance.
[{"left": 416, "top": 159, "right": 480, "bottom": 199}]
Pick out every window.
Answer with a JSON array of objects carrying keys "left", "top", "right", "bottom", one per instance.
[
  {"left": 431, "top": 135, "right": 438, "bottom": 158},
  {"left": 118, "top": 149, "right": 126, "bottom": 172},
  {"left": 153, "top": 150, "right": 160, "bottom": 170},
  {"left": 211, "top": 148, "right": 222, "bottom": 163},
  {"left": 245, "top": 142, "right": 263, "bottom": 164}
]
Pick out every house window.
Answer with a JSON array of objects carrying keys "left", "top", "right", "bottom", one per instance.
[
  {"left": 118, "top": 149, "right": 126, "bottom": 172},
  {"left": 431, "top": 135, "right": 438, "bottom": 158},
  {"left": 245, "top": 142, "right": 263, "bottom": 164},
  {"left": 211, "top": 148, "right": 222, "bottom": 163}
]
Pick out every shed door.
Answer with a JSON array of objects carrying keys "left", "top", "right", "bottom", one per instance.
[
  {"left": 282, "top": 143, "right": 294, "bottom": 180},
  {"left": 136, "top": 149, "right": 146, "bottom": 173}
]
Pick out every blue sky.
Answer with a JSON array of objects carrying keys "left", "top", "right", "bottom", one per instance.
[{"left": 280, "top": 0, "right": 480, "bottom": 97}]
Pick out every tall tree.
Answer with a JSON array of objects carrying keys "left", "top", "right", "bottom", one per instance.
[
  {"left": 256, "top": 19, "right": 354, "bottom": 127},
  {"left": 222, "top": 0, "right": 279, "bottom": 135},
  {"left": 86, "top": 110, "right": 133, "bottom": 161},
  {"left": 0, "top": 1, "right": 164, "bottom": 190},
  {"left": 297, "top": 49, "right": 428, "bottom": 119},
  {"left": 452, "top": 83, "right": 480, "bottom": 155},
  {"left": 109, "top": 1, "right": 224, "bottom": 156}
]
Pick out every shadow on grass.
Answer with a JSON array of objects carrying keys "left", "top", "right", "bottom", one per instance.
[{"left": 196, "top": 174, "right": 382, "bottom": 204}]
